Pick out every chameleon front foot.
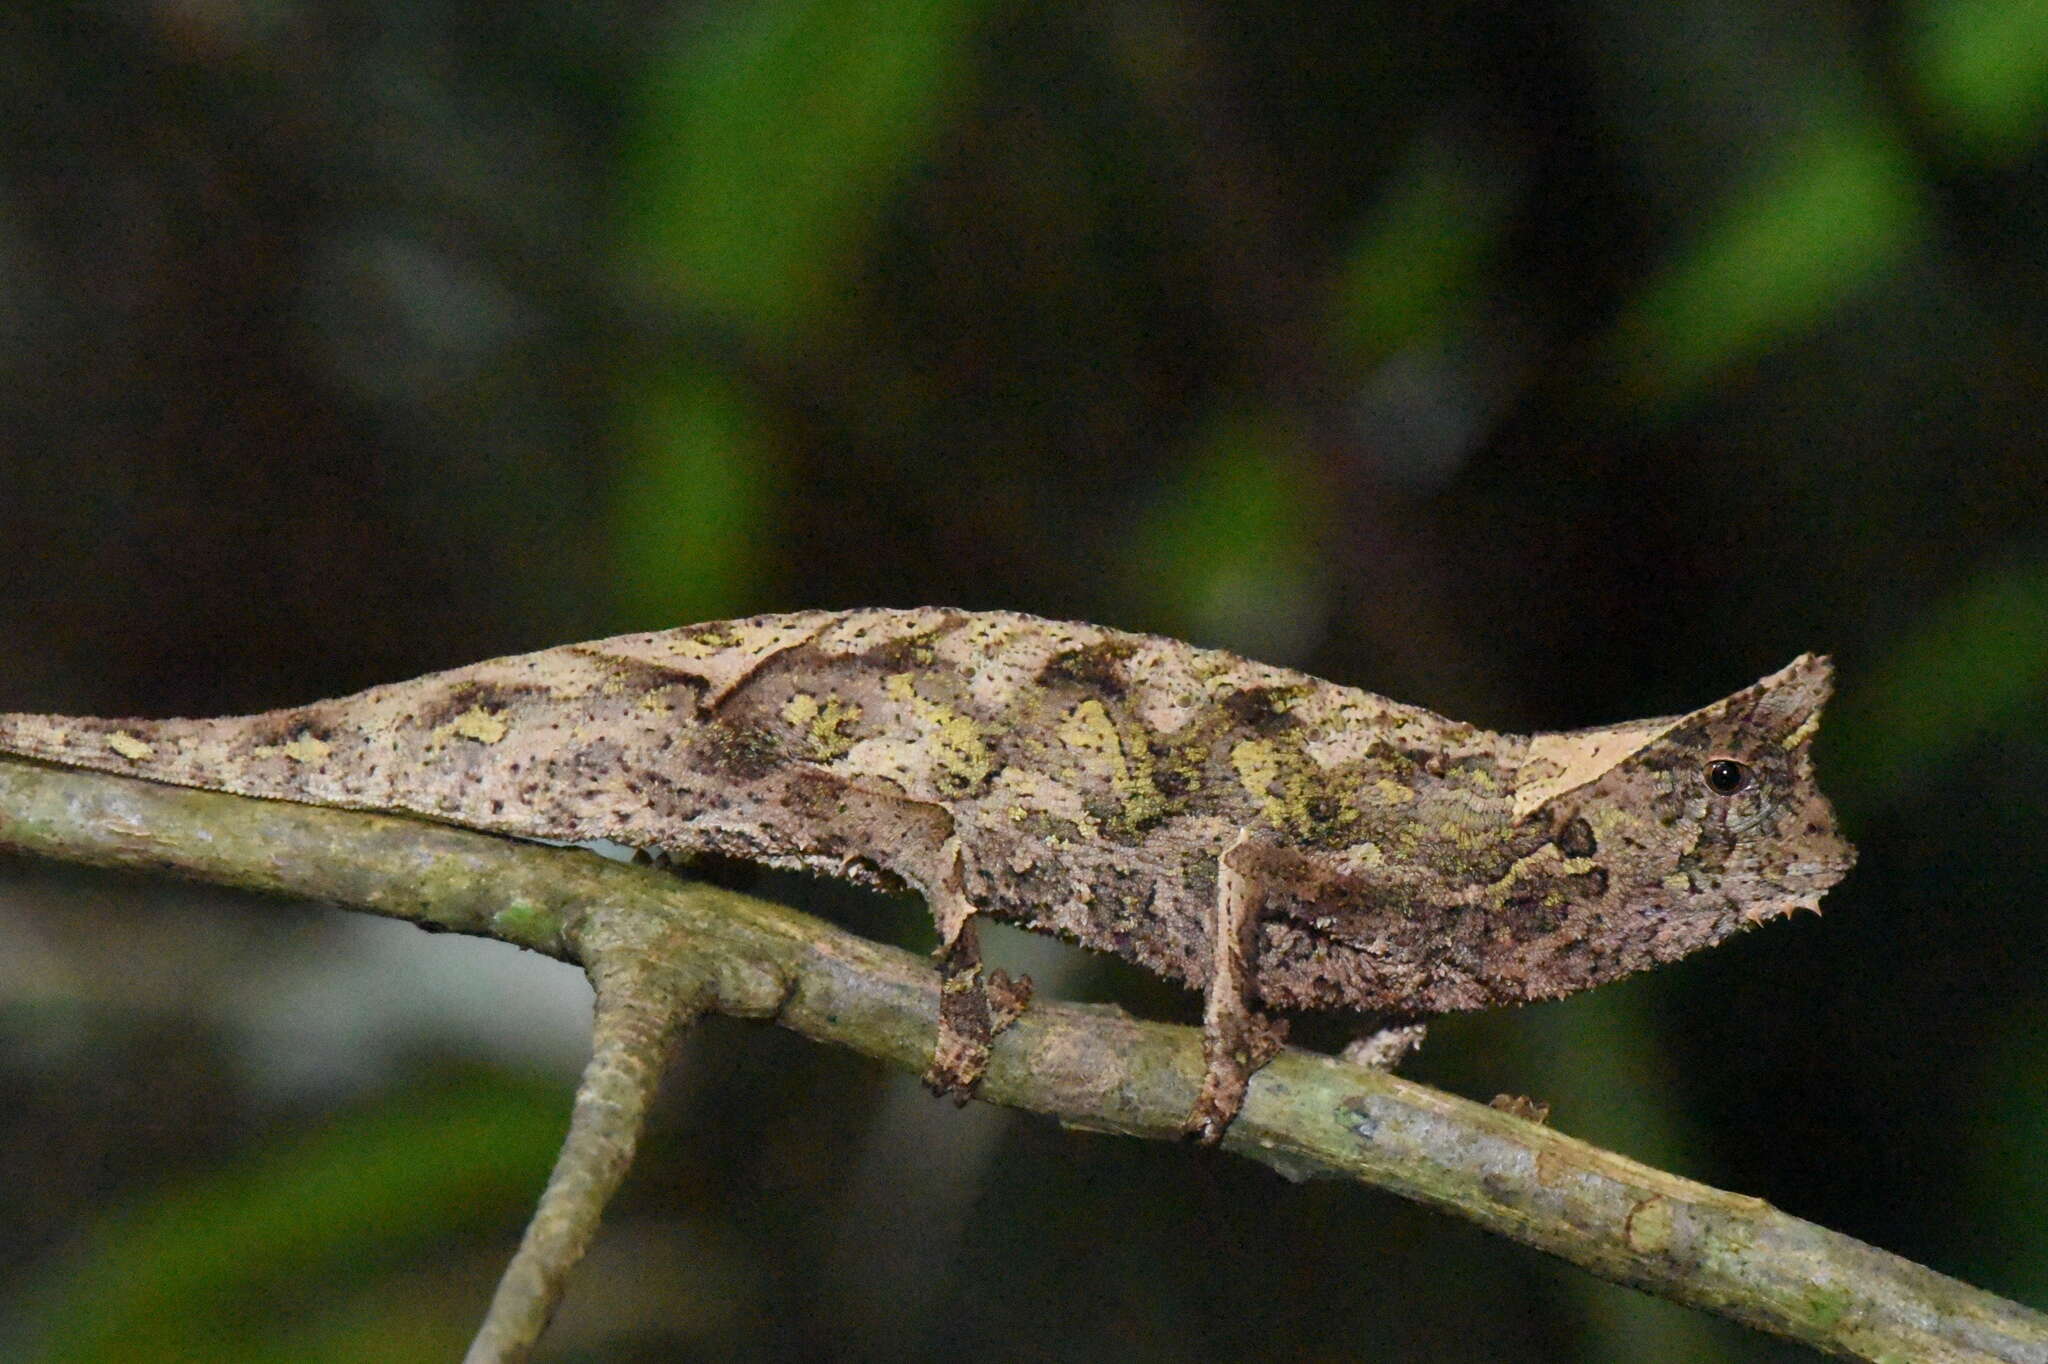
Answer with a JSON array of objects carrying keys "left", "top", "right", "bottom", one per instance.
[
  {"left": 1184, "top": 1011, "right": 1289, "bottom": 1143},
  {"left": 986, "top": 967, "right": 1033, "bottom": 1029},
  {"left": 922, "top": 957, "right": 1034, "bottom": 1102},
  {"left": 1342, "top": 1021, "right": 1428, "bottom": 1070}
]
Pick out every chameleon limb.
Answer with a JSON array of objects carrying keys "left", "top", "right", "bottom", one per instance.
[
  {"left": 1186, "top": 831, "right": 1289, "bottom": 1143},
  {"left": 1342, "top": 1020, "right": 1429, "bottom": 1070},
  {"left": 926, "top": 917, "right": 995, "bottom": 1101},
  {"left": 464, "top": 948, "right": 705, "bottom": 1364},
  {"left": 921, "top": 835, "right": 1034, "bottom": 1098}
]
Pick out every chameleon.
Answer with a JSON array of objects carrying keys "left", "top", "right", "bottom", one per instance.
[{"left": 0, "top": 607, "right": 1854, "bottom": 1138}]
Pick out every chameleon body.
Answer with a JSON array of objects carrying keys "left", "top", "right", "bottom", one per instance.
[{"left": 0, "top": 608, "right": 1854, "bottom": 1136}]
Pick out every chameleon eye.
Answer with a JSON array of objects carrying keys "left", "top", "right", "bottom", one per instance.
[{"left": 1704, "top": 758, "right": 1751, "bottom": 795}]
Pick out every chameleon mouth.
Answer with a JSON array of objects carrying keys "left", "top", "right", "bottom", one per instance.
[{"left": 1761, "top": 808, "right": 1855, "bottom": 910}]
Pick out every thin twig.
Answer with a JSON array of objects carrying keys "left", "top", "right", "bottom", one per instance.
[
  {"left": 1, "top": 757, "right": 2043, "bottom": 1362},
  {"left": 464, "top": 948, "right": 707, "bottom": 1363}
]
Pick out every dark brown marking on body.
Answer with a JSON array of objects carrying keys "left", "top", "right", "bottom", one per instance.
[
  {"left": 408, "top": 680, "right": 550, "bottom": 730},
  {"left": 1220, "top": 685, "right": 1304, "bottom": 734},
  {"left": 1036, "top": 640, "right": 1138, "bottom": 699},
  {"left": 698, "top": 720, "right": 786, "bottom": 782},
  {"left": 1557, "top": 816, "right": 1598, "bottom": 859},
  {"left": 571, "top": 647, "right": 722, "bottom": 701}
]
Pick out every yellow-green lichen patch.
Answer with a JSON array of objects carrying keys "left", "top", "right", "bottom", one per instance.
[
  {"left": 953, "top": 614, "right": 1018, "bottom": 657},
  {"left": 1230, "top": 735, "right": 1361, "bottom": 845},
  {"left": 668, "top": 628, "right": 738, "bottom": 659},
  {"left": 432, "top": 706, "right": 509, "bottom": 746},
  {"left": 106, "top": 732, "right": 154, "bottom": 761},
  {"left": 1482, "top": 844, "right": 1561, "bottom": 899},
  {"left": 637, "top": 688, "right": 675, "bottom": 714},
  {"left": 929, "top": 712, "right": 992, "bottom": 791},
  {"left": 1057, "top": 698, "right": 1119, "bottom": 761},
  {"left": 1455, "top": 763, "right": 1498, "bottom": 793},
  {"left": 1156, "top": 735, "right": 1214, "bottom": 803},
  {"left": 1780, "top": 711, "right": 1821, "bottom": 750},
  {"left": 281, "top": 735, "right": 332, "bottom": 762},
  {"left": 1230, "top": 738, "right": 1284, "bottom": 817},
  {"left": 780, "top": 692, "right": 820, "bottom": 728},
  {"left": 884, "top": 673, "right": 992, "bottom": 792},
  {"left": 1434, "top": 819, "right": 1491, "bottom": 852},
  {"left": 1585, "top": 803, "right": 1660, "bottom": 856},
  {"left": 780, "top": 692, "right": 862, "bottom": 761},
  {"left": 254, "top": 734, "right": 334, "bottom": 764},
  {"left": 1345, "top": 841, "right": 1386, "bottom": 869},
  {"left": 1058, "top": 699, "right": 1171, "bottom": 834}
]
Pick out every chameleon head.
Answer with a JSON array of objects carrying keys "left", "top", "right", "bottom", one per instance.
[{"left": 1503, "top": 654, "right": 1856, "bottom": 997}]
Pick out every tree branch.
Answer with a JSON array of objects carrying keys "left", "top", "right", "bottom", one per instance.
[
  {"left": 1, "top": 757, "right": 2042, "bottom": 1363},
  {"left": 464, "top": 956, "right": 706, "bottom": 1363}
]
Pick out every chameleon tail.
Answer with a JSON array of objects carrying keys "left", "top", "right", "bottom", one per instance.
[{"left": 0, "top": 708, "right": 339, "bottom": 802}]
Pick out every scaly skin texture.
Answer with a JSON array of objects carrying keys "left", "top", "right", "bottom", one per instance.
[{"left": 0, "top": 608, "right": 1855, "bottom": 1136}]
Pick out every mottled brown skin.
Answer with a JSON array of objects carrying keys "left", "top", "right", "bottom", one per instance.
[{"left": 0, "top": 608, "right": 1855, "bottom": 1138}]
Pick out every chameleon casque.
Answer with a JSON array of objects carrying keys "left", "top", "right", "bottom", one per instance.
[{"left": 0, "top": 608, "right": 1854, "bottom": 1138}]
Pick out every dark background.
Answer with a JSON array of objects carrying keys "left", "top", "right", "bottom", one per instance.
[{"left": 1, "top": 3, "right": 2044, "bottom": 1359}]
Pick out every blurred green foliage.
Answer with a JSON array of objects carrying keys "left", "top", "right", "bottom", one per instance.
[
  {"left": 611, "top": 0, "right": 993, "bottom": 624},
  {"left": 1912, "top": 0, "right": 2048, "bottom": 157},
  {"left": 1973, "top": 997, "right": 2048, "bottom": 1307},
  {"left": 620, "top": 0, "right": 990, "bottom": 339},
  {"left": 1123, "top": 409, "right": 1328, "bottom": 658},
  {"left": 16, "top": 1072, "right": 565, "bottom": 1362},
  {"left": 612, "top": 360, "right": 783, "bottom": 626},
  {"left": 1605, "top": 104, "right": 1924, "bottom": 405},
  {"left": 1333, "top": 141, "right": 1511, "bottom": 364},
  {"left": 1831, "top": 560, "right": 2048, "bottom": 805}
]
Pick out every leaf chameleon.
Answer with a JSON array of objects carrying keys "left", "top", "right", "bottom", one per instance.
[{"left": 0, "top": 608, "right": 1854, "bottom": 1137}]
